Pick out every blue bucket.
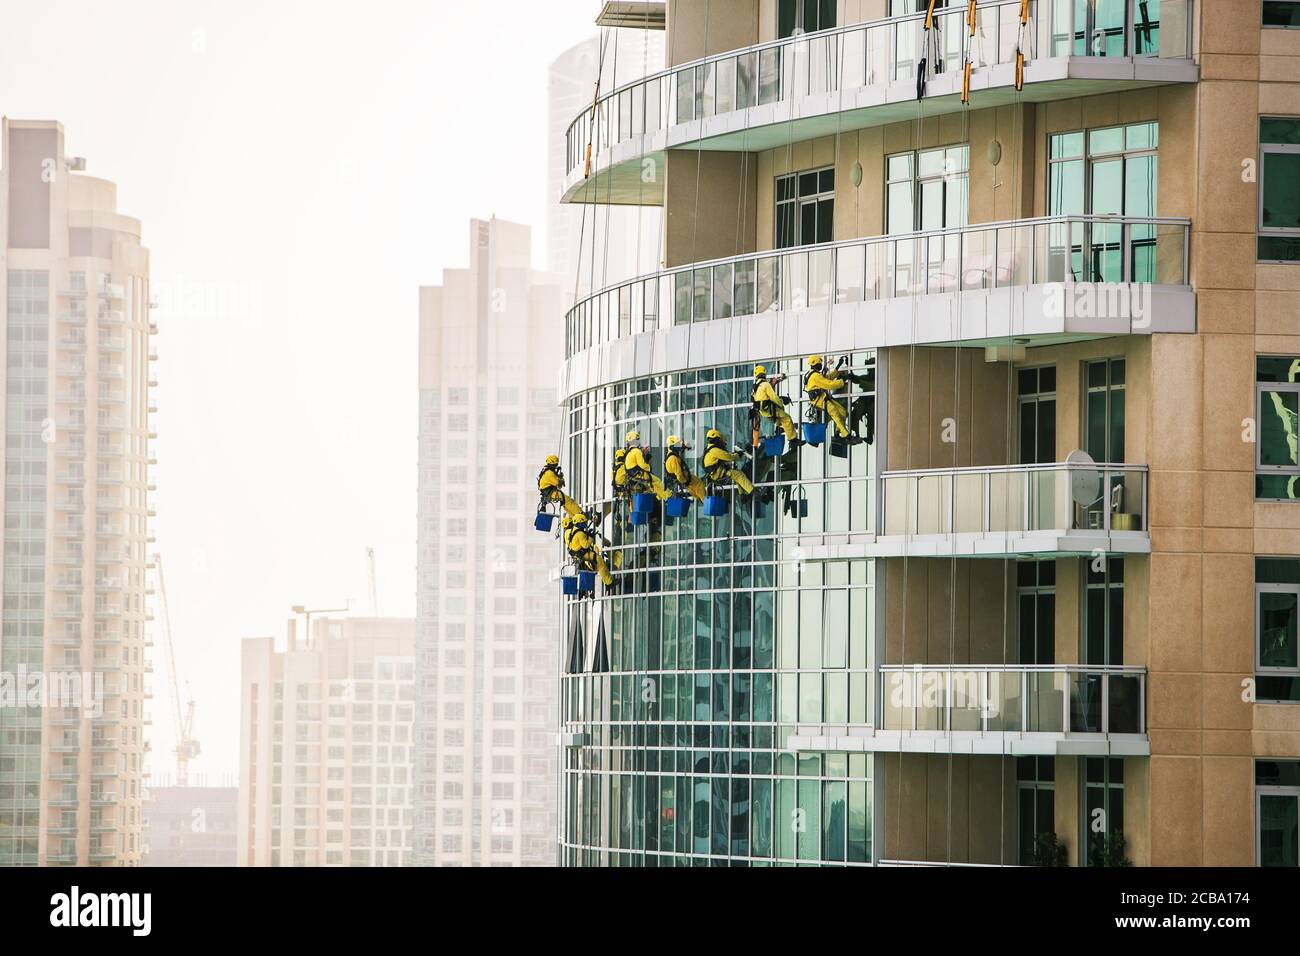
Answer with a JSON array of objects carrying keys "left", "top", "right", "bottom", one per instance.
[
  {"left": 761, "top": 434, "right": 786, "bottom": 457},
  {"left": 802, "top": 422, "right": 826, "bottom": 446},
  {"left": 534, "top": 512, "right": 555, "bottom": 532},
  {"left": 703, "top": 495, "right": 728, "bottom": 517},
  {"left": 630, "top": 510, "right": 648, "bottom": 526},
  {"left": 665, "top": 496, "right": 689, "bottom": 518},
  {"left": 578, "top": 571, "right": 596, "bottom": 591},
  {"left": 561, "top": 576, "right": 579, "bottom": 595},
  {"left": 632, "top": 492, "right": 655, "bottom": 514}
]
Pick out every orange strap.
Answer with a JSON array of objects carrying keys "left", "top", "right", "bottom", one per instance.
[{"left": 924, "top": 0, "right": 937, "bottom": 30}]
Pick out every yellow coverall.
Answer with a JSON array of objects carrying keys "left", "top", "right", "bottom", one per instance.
[
  {"left": 611, "top": 456, "right": 628, "bottom": 500},
  {"left": 664, "top": 449, "right": 706, "bottom": 502},
  {"left": 805, "top": 367, "right": 851, "bottom": 438},
  {"left": 537, "top": 465, "right": 581, "bottom": 516},
  {"left": 703, "top": 445, "right": 754, "bottom": 495},
  {"left": 567, "top": 526, "right": 613, "bottom": 586},
  {"left": 753, "top": 378, "right": 797, "bottom": 441},
  {"left": 624, "top": 446, "right": 670, "bottom": 501}
]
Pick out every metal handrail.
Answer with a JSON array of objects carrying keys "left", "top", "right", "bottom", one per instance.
[{"left": 882, "top": 460, "right": 1148, "bottom": 478}]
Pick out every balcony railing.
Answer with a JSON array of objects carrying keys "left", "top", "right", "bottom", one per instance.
[
  {"left": 881, "top": 664, "right": 1146, "bottom": 737},
  {"left": 565, "top": 0, "right": 1192, "bottom": 176},
  {"left": 880, "top": 461, "right": 1147, "bottom": 545},
  {"left": 565, "top": 215, "right": 1189, "bottom": 354}
]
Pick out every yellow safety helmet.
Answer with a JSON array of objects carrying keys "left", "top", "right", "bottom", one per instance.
[
  {"left": 706, "top": 428, "right": 723, "bottom": 441},
  {"left": 545, "top": 454, "right": 559, "bottom": 466},
  {"left": 807, "top": 354, "right": 823, "bottom": 369},
  {"left": 667, "top": 435, "right": 682, "bottom": 448},
  {"left": 624, "top": 430, "right": 640, "bottom": 444},
  {"left": 614, "top": 448, "right": 626, "bottom": 459},
  {"left": 754, "top": 364, "right": 766, "bottom": 377}
]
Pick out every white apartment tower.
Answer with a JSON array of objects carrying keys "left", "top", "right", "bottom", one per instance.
[
  {"left": 0, "top": 118, "right": 155, "bottom": 866},
  {"left": 237, "top": 616, "right": 416, "bottom": 866},
  {"left": 414, "top": 218, "right": 562, "bottom": 866}
]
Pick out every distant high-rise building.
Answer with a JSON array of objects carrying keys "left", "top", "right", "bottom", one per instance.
[
  {"left": 0, "top": 118, "right": 155, "bottom": 867},
  {"left": 548, "top": 32, "right": 665, "bottom": 297},
  {"left": 237, "top": 616, "right": 415, "bottom": 866},
  {"left": 144, "top": 785, "right": 237, "bottom": 866},
  {"left": 414, "top": 218, "right": 562, "bottom": 866}
]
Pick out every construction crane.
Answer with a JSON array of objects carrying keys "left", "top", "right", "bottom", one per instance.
[
  {"left": 366, "top": 546, "right": 379, "bottom": 617},
  {"left": 155, "top": 554, "right": 200, "bottom": 786}
]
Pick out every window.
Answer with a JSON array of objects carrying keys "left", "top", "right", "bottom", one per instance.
[
  {"left": 1084, "top": 358, "right": 1125, "bottom": 463},
  {"left": 1048, "top": 123, "right": 1158, "bottom": 282},
  {"left": 1017, "top": 756, "right": 1055, "bottom": 865},
  {"left": 1017, "top": 366, "right": 1057, "bottom": 465},
  {"left": 1259, "top": 119, "right": 1300, "bottom": 262},
  {"left": 1017, "top": 560, "right": 1056, "bottom": 664},
  {"left": 885, "top": 145, "right": 968, "bottom": 234},
  {"left": 1257, "top": 760, "right": 1300, "bottom": 867},
  {"left": 1264, "top": 1, "right": 1300, "bottom": 27},
  {"left": 1082, "top": 757, "right": 1125, "bottom": 865},
  {"left": 1256, "top": 355, "right": 1300, "bottom": 500},
  {"left": 1084, "top": 558, "right": 1124, "bottom": 666},
  {"left": 778, "top": 0, "right": 835, "bottom": 38},
  {"left": 1256, "top": 558, "right": 1300, "bottom": 703},
  {"left": 775, "top": 167, "right": 834, "bottom": 248}
]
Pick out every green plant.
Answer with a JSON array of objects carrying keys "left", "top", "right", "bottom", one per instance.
[
  {"left": 1087, "top": 831, "right": 1133, "bottom": 867},
  {"left": 1031, "top": 832, "right": 1069, "bottom": 867}
]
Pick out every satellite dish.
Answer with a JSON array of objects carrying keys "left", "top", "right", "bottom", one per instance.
[{"left": 1065, "top": 449, "right": 1101, "bottom": 506}]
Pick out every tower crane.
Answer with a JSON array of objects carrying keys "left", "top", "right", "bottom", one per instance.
[{"left": 155, "top": 554, "right": 200, "bottom": 786}]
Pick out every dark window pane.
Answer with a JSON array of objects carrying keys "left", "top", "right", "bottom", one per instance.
[{"left": 1262, "top": 153, "right": 1300, "bottom": 228}]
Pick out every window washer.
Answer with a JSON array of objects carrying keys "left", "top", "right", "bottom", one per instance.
[
  {"left": 566, "top": 512, "right": 614, "bottom": 587},
  {"left": 537, "top": 455, "right": 581, "bottom": 516},
  {"left": 752, "top": 364, "right": 801, "bottom": 445},
  {"left": 663, "top": 435, "right": 706, "bottom": 502},
  {"left": 623, "top": 430, "right": 671, "bottom": 501},
  {"left": 611, "top": 447, "right": 629, "bottom": 502},
  {"left": 804, "top": 355, "right": 863, "bottom": 444},
  {"left": 702, "top": 429, "right": 755, "bottom": 495}
]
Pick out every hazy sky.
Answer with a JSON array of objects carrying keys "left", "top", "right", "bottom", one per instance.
[{"left": 1, "top": 0, "right": 601, "bottom": 779}]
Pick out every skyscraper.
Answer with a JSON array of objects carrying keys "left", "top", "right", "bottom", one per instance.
[
  {"left": 0, "top": 118, "right": 154, "bottom": 866},
  {"left": 553, "top": 1, "right": 1300, "bottom": 866},
  {"left": 237, "top": 616, "right": 415, "bottom": 866},
  {"left": 414, "top": 218, "right": 563, "bottom": 866}
]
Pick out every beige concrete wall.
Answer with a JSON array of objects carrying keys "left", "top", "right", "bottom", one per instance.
[
  {"left": 667, "top": 0, "right": 759, "bottom": 66},
  {"left": 664, "top": 151, "right": 759, "bottom": 266},
  {"left": 881, "top": 753, "right": 1017, "bottom": 864}
]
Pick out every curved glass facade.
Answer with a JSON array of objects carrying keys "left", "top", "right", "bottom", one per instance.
[{"left": 559, "top": 356, "right": 878, "bottom": 866}]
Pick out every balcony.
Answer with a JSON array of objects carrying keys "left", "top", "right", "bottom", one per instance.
[
  {"left": 790, "top": 664, "right": 1148, "bottom": 757},
  {"left": 560, "top": 215, "right": 1192, "bottom": 387},
  {"left": 563, "top": 0, "right": 1195, "bottom": 204},
  {"left": 871, "top": 461, "right": 1148, "bottom": 557}
]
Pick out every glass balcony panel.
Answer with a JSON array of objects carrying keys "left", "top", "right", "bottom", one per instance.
[
  {"left": 736, "top": 52, "right": 756, "bottom": 110},
  {"left": 715, "top": 56, "right": 736, "bottom": 115},
  {"left": 809, "top": 35, "right": 835, "bottom": 96},
  {"left": 882, "top": 475, "right": 910, "bottom": 535},
  {"left": 988, "top": 671, "right": 1023, "bottom": 732},
  {"left": 914, "top": 671, "right": 945, "bottom": 731},
  {"left": 809, "top": 249, "right": 833, "bottom": 307},
  {"left": 999, "top": 2, "right": 1022, "bottom": 61},
  {"left": 698, "top": 61, "right": 715, "bottom": 118},
  {"left": 756, "top": 256, "right": 781, "bottom": 312},
  {"left": 893, "top": 19, "right": 920, "bottom": 82},
  {"left": 835, "top": 244, "right": 864, "bottom": 304},
  {"left": 866, "top": 19, "right": 890, "bottom": 85},
  {"left": 961, "top": 228, "right": 994, "bottom": 291},
  {"left": 995, "top": 225, "right": 1031, "bottom": 288},
  {"left": 758, "top": 47, "right": 781, "bottom": 104},
  {"left": 986, "top": 470, "right": 1025, "bottom": 533},
  {"left": 1155, "top": 222, "right": 1186, "bottom": 284},
  {"left": 693, "top": 268, "right": 712, "bottom": 322},
  {"left": 733, "top": 259, "right": 756, "bottom": 317},
  {"left": 1070, "top": 672, "right": 1104, "bottom": 732},
  {"left": 914, "top": 474, "right": 951, "bottom": 535},
  {"left": 950, "top": 670, "right": 982, "bottom": 731},
  {"left": 1027, "top": 671, "right": 1066, "bottom": 733},
  {"left": 1108, "top": 674, "right": 1142, "bottom": 733},
  {"left": 645, "top": 78, "right": 662, "bottom": 134},
  {"left": 842, "top": 28, "right": 867, "bottom": 88},
  {"left": 863, "top": 241, "right": 883, "bottom": 301},
  {"left": 881, "top": 671, "right": 911, "bottom": 731},
  {"left": 951, "top": 472, "right": 985, "bottom": 533},
  {"left": 784, "top": 253, "right": 808, "bottom": 311}
]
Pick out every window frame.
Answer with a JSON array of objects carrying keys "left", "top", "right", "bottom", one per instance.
[
  {"left": 1259, "top": 118, "right": 1300, "bottom": 262},
  {"left": 1256, "top": 785, "right": 1300, "bottom": 867},
  {"left": 1256, "top": 581, "right": 1300, "bottom": 676},
  {"left": 884, "top": 144, "right": 970, "bottom": 235},
  {"left": 1263, "top": 1, "right": 1300, "bottom": 29},
  {"left": 1255, "top": 355, "right": 1300, "bottom": 497},
  {"left": 774, "top": 165, "right": 835, "bottom": 250}
]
